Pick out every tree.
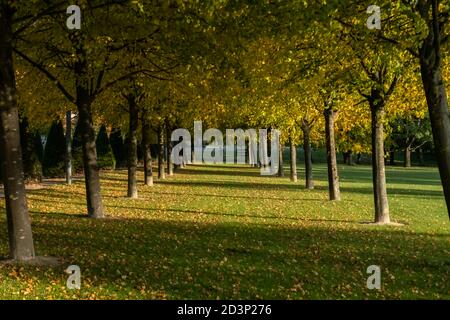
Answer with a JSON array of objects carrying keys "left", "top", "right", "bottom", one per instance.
[
  {"left": 416, "top": 0, "right": 450, "bottom": 216},
  {"left": 0, "top": 2, "right": 35, "bottom": 261}
]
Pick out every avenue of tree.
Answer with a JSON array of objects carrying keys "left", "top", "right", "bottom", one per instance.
[{"left": 0, "top": 0, "right": 448, "bottom": 262}]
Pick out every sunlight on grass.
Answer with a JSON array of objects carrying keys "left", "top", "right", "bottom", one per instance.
[{"left": 0, "top": 164, "right": 448, "bottom": 299}]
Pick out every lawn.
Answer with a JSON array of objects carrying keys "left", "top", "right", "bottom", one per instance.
[{"left": 0, "top": 163, "right": 448, "bottom": 299}]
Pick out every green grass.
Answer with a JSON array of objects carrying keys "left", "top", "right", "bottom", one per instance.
[{"left": 0, "top": 163, "right": 449, "bottom": 299}]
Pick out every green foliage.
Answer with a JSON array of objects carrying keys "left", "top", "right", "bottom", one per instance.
[
  {"left": 19, "top": 117, "right": 42, "bottom": 182},
  {"left": 110, "top": 128, "right": 127, "bottom": 169},
  {"left": 96, "top": 125, "right": 116, "bottom": 170},
  {"left": 42, "top": 121, "right": 66, "bottom": 178},
  {"left": 71, "top": 122, "right": 84, "bottom": 174},
  {"left": 34, "top": 132, "right": 44, "bottom": 163}
]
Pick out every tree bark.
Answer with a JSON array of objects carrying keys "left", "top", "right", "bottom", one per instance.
[
  {"left": 301, "top": 124, "right": 314, "bottom": 190},
  {"left": 389, "top": 149, "right": 395, "bottom": 166},
  {"left": 158, "top": 125, "right": 166, "bottom": 180},
  {"left": 289, "top": 138, "right": 297, "bottom": 182},
  {"left": 356, "top": 153, "right": 362, "bottom": 164},
  {"left": 418, "top": 147, "right": 425, "bottom": 166},
  {"left": 142, "top": 119, "right": 153, "bottom": 186},
  {"left": 418, "top": 3, "right": 450, "bottom": 217},
  {"left": 404, "top": 146, "right": 412, "bottom": 167},
  {"left": 277, "top": 145, "right": 285, "bottom": 177},
  {"left": 166, "top": 125, "right": 174, "bottom": 176},
  {"left": 74, "top": 34, "right": 104, "bottom": 218},
  {"left": 65, "top": 111, "right": 72, "bottom": 185},
  {"left": 370, "top": 98, "right": 390, "bottom": 224},
  {"left": 0, "top": 4, "right": 35, "bottom": 260},
  {"left": 127, "top": 94, "right": 138, "bottom": 198},
  {"left": 324, "top": 108, "right": 341, "bottom": 201}
]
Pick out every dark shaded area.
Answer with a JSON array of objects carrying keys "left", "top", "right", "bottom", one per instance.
[{"left": 0, "top": 212, "right": 447, "bottom": 299}]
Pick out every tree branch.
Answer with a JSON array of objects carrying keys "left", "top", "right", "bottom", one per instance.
[{"left": 13, "top": 48, "right": 75, "bottom": 104}]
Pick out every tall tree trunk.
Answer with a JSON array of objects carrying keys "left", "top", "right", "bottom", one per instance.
[
  {"left": 289, "top": 137, "right": 297, "bottom": 182},
  {"left": 65, "top": 111, "right": 72, "bottom": 185},
  {"left": 74, "top": 35, "right": 103, "bottom": 218},
  {"left": 158, "top": 125, "right": 166, "bottom": 180},
  {"left": 418, "top": 147, "right": 425, "bottom": 166},
  {"left": 127, "top": 94, "right": 138, "bottom": 198},
  {"left": 404, "top": 146, "right": 412, "bottom": 167},
  {"left": 166, "top": 125, "right": 173, "bottom": 176},
  {"left": 0, "top": 4, "right": 35, "bottom": 260},
  {"left": 418, "top": 3, "right": 450, "bottom": 217},
  {"left": 277, "top": 145, "right": 285, "bottom": 177},
  {"left": 370, "top": 99, "right": 390, "bottom": 224},
  {"left": 142, "top": 119, "right": 153, "bottom": 186},
  {"left": 302, "top": 124, "right": 314, "bottom": 190},
  {"left": 324, "top": 108, "right": 340, "bottom": 201},
  {"left": 389, "top": 148, "right": 395, "bottom": 166}
]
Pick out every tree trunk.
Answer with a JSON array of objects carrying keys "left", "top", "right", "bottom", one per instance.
[
  {"left": 356, "top": 153, "right": 362, "bottom": 164},
  {"left": 127, "top": 94, "right": 138, "bottom": 198},
  {"left": 74, "top": 35, "right": 104, "bottom": 218},
  {"left": 418, "top": 8, "right": 450, "bottom": 217},
  {"left": 324, "top": 108, "right": 340, "bottom": 201},
  {"left": 277, "top": 145, "right": 285, "bottom": 177},
  {"left": 289, "top": 138, "right": 297, "bottom": 182},
  {"left": 418, "top": 147, "right": 425, "bottom": 166},
  {"left": 302, "top": 124, "right": 314, "bottom": 189},
  {"left": 65, "top": 111, "right": 72, "bottom": 185},
  {"left": 389, "top": 148, "right": 395, "bottom": 166},
  {"left": 370, "top": 99, "right": 390, "bottom": 224},
  {"left": 404, "top": 146, "right": 412, "bottom": 167},
  {"left": 142, "top": 120, "right": 153, "bottom": 186},
  {"left": 158, "top": 125, "right": 166, "bottom": 180},
  {"left": 0, "top": 4, "right": 35, "bottom": 260},
  {"left": 166, "top": 125, "right": 174, "bottom": 176}
]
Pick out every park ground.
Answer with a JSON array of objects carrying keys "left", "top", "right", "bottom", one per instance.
[{"left": 0, "top": 163, "right": 449, "bottom": 299}]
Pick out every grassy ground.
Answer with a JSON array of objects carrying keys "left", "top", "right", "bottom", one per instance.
[{"left": 0, "top": 163, "right": 448, "bottom": 299}]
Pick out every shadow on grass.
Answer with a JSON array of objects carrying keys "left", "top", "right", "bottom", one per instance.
[
  {"left": 1, "top": 213, "right": 448, "bottom": 299},
  {"left": 157, "top": 179, "right": 445, "bottom": 198}
]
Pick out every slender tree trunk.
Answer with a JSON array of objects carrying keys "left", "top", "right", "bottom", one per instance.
[
  {"left": 0, "top": 4, "right": 35, "bottom": 260},
  {"left": 127, "top": 94, "right": 138, "bottom": 198},
  {"left": 324, "top": 108, "right": 340, "bottom": 201},
  {"left": 158, "top": 125, "right": 166, "bottom": 179},
  {"left": 404, "top": 146, "right": 412, "bottom": 167},
  {"left": 418, "top": 7, "right": 450, "bottom": 217},
  {"left": 302, "top": 124, "right": 314, "bottom": 189},
  {"left": 347, "top": 151, "right": 353, "bottom": 165},
  {"left": 277, "top": 145, "right": 285, "bottom": 177},
  {"left": 370, "top": 99, "right": 390, "bottom": 224},
  {"left": 166, "top": 125, "right": 173, "bottom": 176},
  {"left": 142, "top": 120, "right": 153, "bottom": 186},
  {"left": 389, "top": 148, "right": 395, "bottom": 166},
  {"left": 356, "top": 153, "right": 362, "bottom": 164},
  {"left": 289, "top": 138, "right": 297, "bottom": 182},
  {"left": 65, "top": 111, "right": 72, "bottom": 185},
  {"left": 418, "top": 147, "right": 425, "bottom": 166},
  {"left": 74, "top": 35, "right": 103, "bottom": 218}
]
